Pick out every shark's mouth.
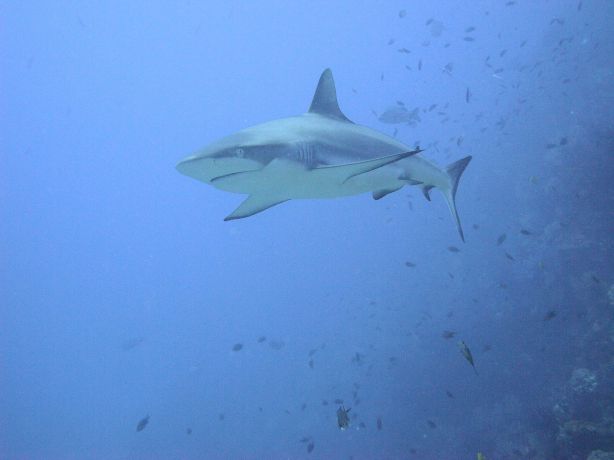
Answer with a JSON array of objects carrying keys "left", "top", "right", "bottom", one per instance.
[{"left": 176, "top": 156, "right": 261, "bottom": 184}]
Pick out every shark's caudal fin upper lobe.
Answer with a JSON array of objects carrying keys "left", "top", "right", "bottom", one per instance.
[{"left": 442, "top": 156, "right": 472, "bottom": 242}]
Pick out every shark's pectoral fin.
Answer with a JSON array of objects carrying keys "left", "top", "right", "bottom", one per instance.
[
  {"left": 318, "top": 148, "right": 422, "bottom": 184},
  {"left": 224, "top": 194, "right": 289, "bottom": 221},
  {"left": 372, "top": 186, "right": 403, "bottom": 200}
]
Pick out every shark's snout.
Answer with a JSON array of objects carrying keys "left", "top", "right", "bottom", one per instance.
[{"left": 176, "top": 155, "right": 209, "bottom": 179}]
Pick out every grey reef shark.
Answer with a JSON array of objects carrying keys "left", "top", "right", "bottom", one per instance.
[{"left": 177, "top": 69, "right": 472, "bottom": 241}]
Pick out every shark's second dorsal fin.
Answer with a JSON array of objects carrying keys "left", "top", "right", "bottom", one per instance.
[{"left": 308, "top": 69, "right": 352, "bottom": 123}]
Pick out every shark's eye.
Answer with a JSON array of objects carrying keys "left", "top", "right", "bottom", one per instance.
[{"left": 235, "top": 148, "right": 245, "bottom": 158}]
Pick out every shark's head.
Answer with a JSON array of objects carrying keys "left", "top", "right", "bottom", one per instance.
[
  {"left": 176, "top": 69, "right": 348, "bottom": 185},
  {"left": 176, "top": 129, "right": 265, "bottom": 184}
]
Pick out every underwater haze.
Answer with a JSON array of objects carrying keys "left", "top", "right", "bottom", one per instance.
[{"left": 1, "top": 1, "right": 614, "bottom": 459}]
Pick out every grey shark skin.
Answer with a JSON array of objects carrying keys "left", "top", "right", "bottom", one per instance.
[{"left": 177, "top": 69, "right": 472, "bottom": 240}]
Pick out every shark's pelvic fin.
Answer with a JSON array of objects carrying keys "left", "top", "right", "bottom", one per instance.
[
  {"left": 441, "top": 155, "right": 472, "bottom": 242},
  {"left": 372, "top": 186, "right": 403, "bottom": 200},
  {"left": 308, "top": 69, "right": 353, "bottom": 123},
  {"left": 224, "top": 194, "right": 289, "bottom": 221}
]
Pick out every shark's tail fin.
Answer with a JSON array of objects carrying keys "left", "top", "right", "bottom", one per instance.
[{"left": 442, "top": 156, "right": 472, "bottom": 242}]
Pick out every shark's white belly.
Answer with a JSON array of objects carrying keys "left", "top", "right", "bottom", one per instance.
[{"left": 210, "top": 157, "right": 407, "bottom": 199}]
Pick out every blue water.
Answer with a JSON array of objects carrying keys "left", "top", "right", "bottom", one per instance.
[{"left": 2, "top": 1, "right": 613, "bottom": 459}]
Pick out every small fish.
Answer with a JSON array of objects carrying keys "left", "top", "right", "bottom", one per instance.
[
  {"left": 465, "top": 26, "right": 476, "bottom": 33},
  {"left": 269, "top": 340, "right": 285, "bottom": 350},
  {"left": 543, "top": 310, "right": 557, "bottom": 321},
  {"left": 446, "top": 390, "right": 454, "bottom": 398},
  {"left": 591, "top": 275, "right": 600, "bottom": 284},
  {"left": 337, "top": 406, "right": 351, "bottom": 430},
  {"left": 301, "top": 403, "right": 307, "bottom": 410},
  {"left": 410, "top": 448, "right": 417, "bottom": 455},
  {"left": 219, "top": 413, "right": 225, "bottom": 420},
  {"left": 186, "top": 427, "right": 192, "bottom": 435},
  {"left": 427, "top": 420, "right": 437, "bottom": 429},
  {"left": 520, "top": 229, "right": 532, "bottom": 235},
  {"left": 463, "top": 37, "right": 475, "bottom": 42},
  {"left": 505, "top": 252, "right": 515, "bottom": 261},
  {"left": 378, "top": 106, "right": 421, "bottom": 125},
  {"left": 308, "top": 359, "right": 314, "bottom": 368},
  {"left": 426, "top": 18, "right": 434, "bottom": 25},
  {"left": 577, "top": 1, "right": 583, "bottom": 11},
  {"left": 307, "top": 442, "right": 315, "bottom": 453},
  {"left": 352, "top": 352, "right": 365, "bottom": 364},
  {"left": 322, "top": 400, "right": 329, "bottom": 406},
  {"left": 334, "top": 399, "right": 343, "bottom": 404},
  {"left": 232, "top": 343, "right": 243, "bottom": 351},
  {"left": 458, "top": 341, "right": 478, "bottom": 375},
  {"left": 466, "top": 88, "right": 472, "bottom": 103},
  {"left": 418, "top": 59, "right": 422, "bottom": 71},
  {"left": 376, "top": 416, "right": 383, "bottom": 430},
  {"left": 136, "top": 415, "right": 150, "bottom": 432},
  {"left": 443, "top": 62, "right": 454, "bottom": 74},
  {"left": 405, "top": 261, "right": 416, "bottom": 267},
  {"left": 447, "top": 246, "right": 460, "bottom": 253},
  {"left": 546, "top": 143, "right": 557, "bottom": 149},
  {"left": 398, "top": 48, "right": 411, "bottom": 54},
  {"left": 442, "top": 330, "right": 456, "bottom": 339},
  {"left": 497, "top": 234, "right": 507, "bottom": 245},
  {"left": 559, "top": 137, "right": 568, "bottom": 145},
  {"left": 257, "top": 336, "right": 266, "bottom": 343},
  {"left": 121, "top": 336, "right": 145, "bottom": 352},
  {"left": 398, "top": 9, "right": 407, "bottom": 18}
]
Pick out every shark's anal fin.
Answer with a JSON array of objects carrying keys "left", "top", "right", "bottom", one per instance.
[
  {"left": 372, "top": 186, "right": 403, "bottom": 200},
  {"left": 422, "top": 185, "right": 434, "bottom": 201},
  {"left": 224, "top": 195, "right": 289, "bottom": 221}
]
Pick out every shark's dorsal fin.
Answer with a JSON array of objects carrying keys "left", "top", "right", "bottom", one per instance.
[{"left": 308, "top": 69, "right": 352, "bottom": 123}]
